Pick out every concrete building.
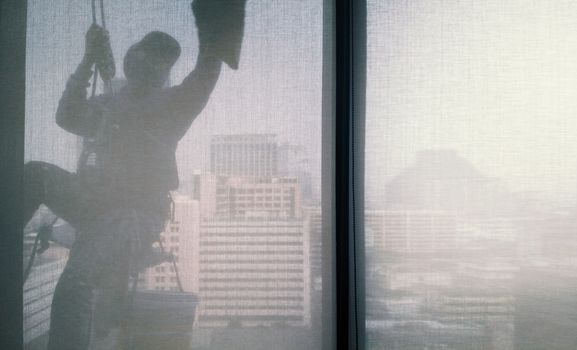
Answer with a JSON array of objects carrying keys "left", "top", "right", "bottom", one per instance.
[
  {"left": 141, "top": 193, "right": 312, "bottom": 330},
  {"left": 384, "top": 149, "right": 514, "bottom": 216},
  {"left": 197, "top": 174, "right": 302, "bottom": 221},
  {"left": 515, "top": 261, "right": 577, "bottom": 350},
  {"left": 365, "top": 210, "right": 387, "bottom": 250},
  {"left": 303, "top": 206, "right": 323, "bottom": 349},
  {"left": 196, "top": 219, "right": 311, "bottom": 329},
  {"left": 23, "top": 222, "right": 72, "bottom": 350},
  {"left": 457, "top": 259, "right": 519, "bottom": 290},
  {"left": 208, "top": 326, "right": 314, "bottom": 350},
  {"left": 278, "top": 143, "right": 317, "bottom": 203},
  {"left": 366, "top": 318, "right": 486, "bottom": 350},
  {"left": 210, "top": 134, "right": 278, "bottom": 177},
  {"left": 428, "top": 287, "right": 515, "bottom": 350},
  {"left": 366, "top": 210, "right": 458, "bottom": 254},
  {"left": 140, "top": 194, "right": 200, "bottom": 293},
  {"left": 304, "top": 207, "right": 322, "bottom": 280},
  {"left": 23, "top": 249, "right": 67, "bottom": 348}
]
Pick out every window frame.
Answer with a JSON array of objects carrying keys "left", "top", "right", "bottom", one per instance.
[
  {"left": 0, "top": 1, "right": 27, "bottom": 349},
  {"left": 331, "top": 0, "right": 367, "bottom": 350}
]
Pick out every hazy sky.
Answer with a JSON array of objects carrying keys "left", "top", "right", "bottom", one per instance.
[
  {"left": 26, "top": 0, "right": 577, "bottom": 204},
  {"left": 25, "top": 0, "right": 323, "bottom": 185},
  {"left": 366, "top": 0, "right": 577, "bottom": 200}
]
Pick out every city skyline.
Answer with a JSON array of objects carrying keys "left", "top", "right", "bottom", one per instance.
[{"left": 23, "top": 140, "right": 577, "bottom": 349}]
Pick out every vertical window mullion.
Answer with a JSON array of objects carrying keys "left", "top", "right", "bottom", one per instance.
[
  {"left": 333, "top": 0, "right": 366, "bottom": 350},
  {"left": 0, "top": 1, "right": 27, "bottom": 349},
  {"left": 334, "top": 0, "right": 354, "bottom": 347},
  {"left": 322, "top": 0, "right": 336, "bottom": 349},
  {"left": 352, "top": 0, "right": 367, "bottom": 350}
]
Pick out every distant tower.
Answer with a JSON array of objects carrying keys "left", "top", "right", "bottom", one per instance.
[
  {"left": 278, "top": 143, "right": 315, "bottom": 202},
  {"left": 385, "top": 149, "right": 504, "bottom": 214},
  {"left": 210, "top": 134, "right": 278, "bottom": 177}
]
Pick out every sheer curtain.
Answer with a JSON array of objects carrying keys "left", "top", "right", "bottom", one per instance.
[
  {"left": 365, "top": 1, "right": 577, "bottom": 349},
  {"left": 23, "top": 1, "right": 325, "bottom": 349}
]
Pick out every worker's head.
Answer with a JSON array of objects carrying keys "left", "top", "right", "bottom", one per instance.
[{"left": 124, "top": 31, "right": 181, "bottom": 90}]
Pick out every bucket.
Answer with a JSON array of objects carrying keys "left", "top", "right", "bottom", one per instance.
[{"left": 124, "top": 290, "right": 199, "bottom": 350}]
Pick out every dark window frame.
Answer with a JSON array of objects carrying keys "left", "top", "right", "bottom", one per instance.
[
  {"left": 0, "top": 1, "right": 27, "bottom": 349},
  {"left": 331, "top": 1, "right": 366, "bottom": 350}
]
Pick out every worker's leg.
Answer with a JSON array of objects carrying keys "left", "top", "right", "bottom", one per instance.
[
  {"left": 23, "top": 161, "right": 88, "bottom": 228},
  {"left": 92, "top": 267, "right": 130, "bottom": 338},
  {"left": 46, "top": 209, "right": 162, "bottom": 350},
  {"left": 46, "top": 212, "right": 132, "bottom": 350}
]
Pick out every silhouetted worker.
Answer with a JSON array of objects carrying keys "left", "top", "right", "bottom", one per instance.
[{"left": 23, "top": 1, "right": 246, "bottom": 349}]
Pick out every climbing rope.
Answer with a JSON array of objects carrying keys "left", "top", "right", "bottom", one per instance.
[{"left": 90, "top": 0, "right": 113, "bottom": 97}]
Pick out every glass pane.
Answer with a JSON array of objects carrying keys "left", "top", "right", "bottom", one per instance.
[
  {"left": 366, "top": 1, "right": 577, "bottom": 349},
  {"left": 23, "top": 1, "right": 326, "bottom": 349}
]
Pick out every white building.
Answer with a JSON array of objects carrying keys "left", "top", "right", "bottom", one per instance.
[
  {"left": 196, "top": 219, "right": 311, "bottom": 328},
  {"left": 305, "top": 207, "right": 322, "bottom": 280},
  {"left": 366, "top": 210, "right": 458, "bottom": 254},
  {"left": 139, "top": 193, "right": 312, "bottom": 330},
  {"left": 23, "top": 251, "right": 67, "bottom": 346},
  {"left": 197, "top": 174, "right": 302, "bottom": 221},
  {"left": 210, "top": 134, "right": 278, "bottom": 177},
  {"left": 23, "top": 220, "right": 70, "bottom": 348},
  {"left": 140, "top": 194, "right": 200, "bottom": 293}
]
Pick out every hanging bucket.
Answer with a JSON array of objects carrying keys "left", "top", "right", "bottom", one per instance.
[
  {"left": 125, "top": 290, "right": 199, "bottom": 350},
  {"left": 123, "top": 236, "right": 198, "bottom": 350}
]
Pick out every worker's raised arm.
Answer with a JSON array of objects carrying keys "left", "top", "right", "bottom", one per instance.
[
  {"left": 56, "top": 24, "right": 107, "bottom": 137},
  {"left": 165, "top": 0, "right": 246, "bottom": 137},
  {"left": 166, "top": 37, "right": 223, "bottom": 134}
]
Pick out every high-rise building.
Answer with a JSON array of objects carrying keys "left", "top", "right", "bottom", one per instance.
[
  {"left": 305, "top": 207, "right": 322, "bottom": 280},
  {"left": 365, "top": 210, "right": 458, "bottom": 254},
  {"left": 278, "top": 143, "right": 318, "bottom": 203},
  {"left": 537, "top": 214, "right": 577, "bottom": 258},
  {"left": 384, "top": 150, "right": 512, "bottom": 215},
  {"left": 210, "top": 134, "right": 278, "bottom": 177},
  {"left": 23, "top": 222, "right": 72, "bottom": 349},
  {"left": 427, "top": 287, "right": 514, "bottom": 350},
  {"left": 138, "top": 191, "right": 312, "bottom": 330},
  {"left": 23, "top": 252, "right": 67, "bottom": 348},
  {"left": 196, "top": 219, "right": 311, "bottom": 328},
  {"left": 140, "top": 194, "right": 200, "bottom": 293},
  {"left": 303, "top": 207, "right": 323, "bottom": 350},
  {"left": 515, "top": 260, "right": 577, "bottom": 350},
  {"left": 197, "top": 174, "right": 302, "bottom": 221},
  {"left": 180, "top": 134, "right": 313, "bottom": 331}
]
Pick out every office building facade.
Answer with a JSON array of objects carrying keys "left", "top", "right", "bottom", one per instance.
[
  {"left": 210, "top": 134, "right": 278, "bottom": 177},
  {"left": 196, "top": 219, "right": 311, "bottom": 328}
]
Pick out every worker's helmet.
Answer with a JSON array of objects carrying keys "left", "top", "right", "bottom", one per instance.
[{"left": 124, "top": 31, "right": 181, "bottom": 85}]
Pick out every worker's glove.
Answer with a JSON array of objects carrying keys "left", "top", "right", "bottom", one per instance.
[{"left": 192, "top": 0, "right": 247, "bottom": 70}]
